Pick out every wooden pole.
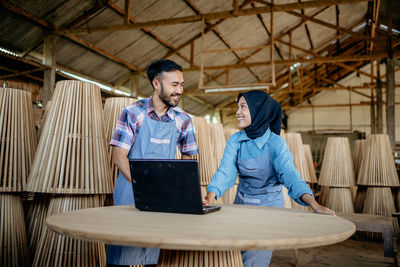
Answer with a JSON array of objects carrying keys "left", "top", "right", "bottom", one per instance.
[
  {"left": 270, "top": 0, "right": 275, "bottom": 86},
  {"left": 370, "top": 62, "right": 376, "bottom": 134},
  {"left": 376, "top": 60, "right": 383, "bottom": 133},
  {"left": 42, "top": 34, "right": 57, "bottom": 106},
  {"left": 198, "top": 16, "right": 205, "bottom": 89},
  {"left": 385, "top": 0, "right": 395, "bottom": 147}
]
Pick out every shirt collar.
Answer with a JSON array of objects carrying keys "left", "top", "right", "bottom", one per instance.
[
  {"left": 238, "top": 128, "right": 272, "bottom": 149},
  {"left": 147, "top": 96, "right": 175, "bottom": 120}
]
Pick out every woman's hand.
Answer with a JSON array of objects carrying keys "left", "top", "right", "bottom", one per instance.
[
  {"left": 300, "top": 193, "right": 336, "bottom": 216},
  {"left": 310, "top": 202, "right": 336, "bottom": 215},
  {"left": 203, "top": 192, "right": 216, "bottom": 206}
]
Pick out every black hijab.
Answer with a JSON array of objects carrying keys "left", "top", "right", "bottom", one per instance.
[{"left": 237, "top": 90, "right": 282, "bottom": 139}]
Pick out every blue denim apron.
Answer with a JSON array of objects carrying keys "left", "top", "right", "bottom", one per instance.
[
  {"left": 106, "top": 112, "right": 177, "bottom": 265},
  {"left": 234, "top": 146, "right": 283, "bottom": 267}
]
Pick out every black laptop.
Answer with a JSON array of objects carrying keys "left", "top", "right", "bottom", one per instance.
[{"left": 129, "top": 159, "right": 221, "bottom": 214}]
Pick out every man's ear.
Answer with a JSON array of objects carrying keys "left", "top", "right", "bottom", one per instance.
[{"left": 152, "top": 78, "right": 161, "bottom": 91}]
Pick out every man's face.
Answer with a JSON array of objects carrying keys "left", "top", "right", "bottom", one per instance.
[{"left": 153, "top": 70, "right": 184, "bottom": 107}]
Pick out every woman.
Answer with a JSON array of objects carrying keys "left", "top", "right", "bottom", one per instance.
[{"left": 204, "top": 90, "right": 335, "bottom": 267}]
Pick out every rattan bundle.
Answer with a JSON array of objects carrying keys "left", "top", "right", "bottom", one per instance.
[
  {"left": 353, "top": 139, "right": 367, "bottom": 178},
  {"left": 209, "top": 123, "right": 226, "bottom": 167},
  {"left": 222, "top": 184, "right": 237, "bottom": 204},
  {"left": 223, "top": 127, "right": 239, "bottom": 141},
  {"left": 285, "top": 133, "right": 311, "bottom": 183},
  {"left": 282, "top": 186, "right": 292, "bottom": 209},
  {"left": 0, "top": 88, "right": 37, "bottom": 192},
  {"left": 103, "top": 97, "right": 135, "bottom": 186},
  {"left": 192, "top": 117, "right": 217, "bottom": 185},
  {"left": 158, "top": 250, "right": 242, "bottom": 267},
  {"left": 26, "top": 194, "right": 50, "bottom": 259},
  {"left": 303, "top": 144, "right": 317, "bottom": 184},
  {"left": 318, "top": 137, "right": 355, "bottom": 187},
  {"left": 357, "top": 134, "right": 399, "bottom": 186},
  {"left": 26, "top": 81, "right": 112, "bottom": 194},
  {"left": 327, "top": 188, "right": 354, "bottom": 213},
  {"left": 33, "top": 195, "right": 106, "bottom": 267},
  {"left": 0, "top": 193, "right": 30, "bottom": 267}
]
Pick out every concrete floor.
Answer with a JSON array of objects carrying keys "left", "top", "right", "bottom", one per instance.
[{"left": 270, "top": 237, "right": 396, "bottom": 267}]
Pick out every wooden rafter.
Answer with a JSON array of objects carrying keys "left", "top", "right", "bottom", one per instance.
[{"left": 57, "top": 0, "right": 373, "bottom": 34}]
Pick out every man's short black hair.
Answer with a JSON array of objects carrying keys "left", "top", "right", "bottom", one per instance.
[{"left": 146, "top": 59, "right": 182, "bottom": 88}]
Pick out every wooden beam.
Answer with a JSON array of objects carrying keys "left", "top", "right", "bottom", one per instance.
[
  {"left": 285, "top": 10, "right": 376, "bottom": 42},
  {"left": 183, "top": 51, "right": 399, "bottom": 71},
  {"left": 1, "top": 0, "right": 54, "bottom": 29},
  {"left": 0, "top": 67, "right": 44, "bottom": 79},
  {"left": 57, "top": 0, "right": 372, "bottom": 34},
  {"left": 124, "top": 0, "right": 130, "bottom": 24},
  {"left": 63, "top": 33, "right": 140, "bottom": 71},
  {"left": 0, "top": 65, "right": 43, "bottom": 82}
]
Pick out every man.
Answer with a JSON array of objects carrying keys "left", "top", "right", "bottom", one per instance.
[{"left": 106, "top": 59, "right": 199, "bottom": 266}]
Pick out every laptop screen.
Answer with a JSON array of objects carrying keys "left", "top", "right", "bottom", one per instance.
[{"left": 130, "top": 159, "right": 205, "bottom": 214}]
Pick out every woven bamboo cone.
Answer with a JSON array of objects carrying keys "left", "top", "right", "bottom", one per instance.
[
  {"left": 362, "top": 187, "right": 398, "bottom": 236},
  {"left": 285, "top": 133, "right": 311, "bottom": 183},
  {"left": 26, "top": 80, "right": 113, "bottom": 194},
  {"left": 103, "top": 97, "right": 135, "bottom": 186},
  {"left": 26, "top": 194, "right": 50, "bottom": 259},
  {"left": 318, "top": 137, "right": 355, "bottom": 187},
  {"left": 303, "top": 144, "right": 317, "bottom": 184},
  {"left": 354, "top": 186, "right": 367, "bottom": 213},
  {"left": 0, "top": 193, "right": 30, "bottom": 267},
  {"left": 327, "top": 188, "right": 354, "bottom": 213},
  {"left": 209, "top": 123, "right": 226, "bottom": 167},
  {"left": 318, "top": 186, "right": 330, "bottom": 206},
  {"left": 32, "top": 195, "right": 106, "bottom": 267},
  {"left": 353, "top": 139, "right": 367, "bottom": 178},
  {"left": 0, "top": 88, "right": 37, "bottom": 192},
  {"left": 37, "top": 100, "right": 52, "bottom": 138},
  {"left": 357, "top": 134, "right": 399, "bottom": 186},
  {"left": 158, "top": 249, "right": 243, "bottom": 267},
  {"left": 192, "top": 117, "right": 217, "bottom": 185}
]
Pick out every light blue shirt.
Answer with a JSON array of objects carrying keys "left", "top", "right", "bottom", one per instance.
[{"left": 207, "top": 128, "right": 313, "bottom": 205}]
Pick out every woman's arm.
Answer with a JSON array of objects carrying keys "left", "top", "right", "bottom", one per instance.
[
  {"left": 301, "top": 193, "right": 336, "bottom": 215},
  {"left": 204, "top": 133, "right": 241, "bottom": 205}
]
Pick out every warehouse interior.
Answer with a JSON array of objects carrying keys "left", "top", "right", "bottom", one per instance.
[{"left": 1, "top": 0, "right": 400, "bottom": 266}]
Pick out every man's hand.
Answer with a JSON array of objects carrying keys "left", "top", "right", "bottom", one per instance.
[{"left": 113, "top": 146, "right": 132, "bottom": 183}]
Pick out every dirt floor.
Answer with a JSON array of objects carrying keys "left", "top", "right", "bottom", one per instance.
[{"left": 270, "top": 237, "right": 397, "bottom": 267}]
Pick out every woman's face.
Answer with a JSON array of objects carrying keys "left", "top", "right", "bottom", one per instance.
[{"left": 236, "top": 96, "right": 251, "bottom": 129}]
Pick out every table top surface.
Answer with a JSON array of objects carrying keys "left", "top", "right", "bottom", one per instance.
[{"left": 46, "top": 204, "right": 355, "bottom": 251}]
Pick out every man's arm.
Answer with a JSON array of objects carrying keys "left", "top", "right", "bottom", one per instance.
[
  {"left": 113, "top": 146, "right": 132, "bottom": 183},
  {"left": 181, "top": 154, "right": 192, "bottom": 160}
]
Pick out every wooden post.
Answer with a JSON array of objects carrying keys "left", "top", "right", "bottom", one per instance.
[
  {"left": 130, "top": 72, "right": 139, "bottom": 98},
  {"left": 349, "top": 87, "right": 353, "bottom": 131},
  {"left": 376, "top": 60, "right": 383, "bottom": 133},
  {"left": 370, "top": 62, "right": 376, "bottom": 134},
  {"left": 386, "top": 0, "right": 395, "bottom": 147},
  {"left": 198, "top": 16, "right": 205, "bottom": 89},
  {"left": 270, "top": 0, "right": 275, "bottom": 86},
  {"left": 124, "top": 0, "right": 130, "bottom": 25},
  {"left": 42, "top": 34, "right": 57, "bottom": 107},
  {"left": 190, "top": 41, "right": 195, "bottom": 68}
]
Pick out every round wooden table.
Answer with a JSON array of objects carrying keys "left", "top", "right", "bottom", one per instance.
[{"left": 46, "top": 204, "right": 355, "bottom": 267}]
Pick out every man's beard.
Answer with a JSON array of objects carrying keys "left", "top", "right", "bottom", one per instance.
[{"left": 159, "top": 83, "right": 179, "bottom": 107}]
